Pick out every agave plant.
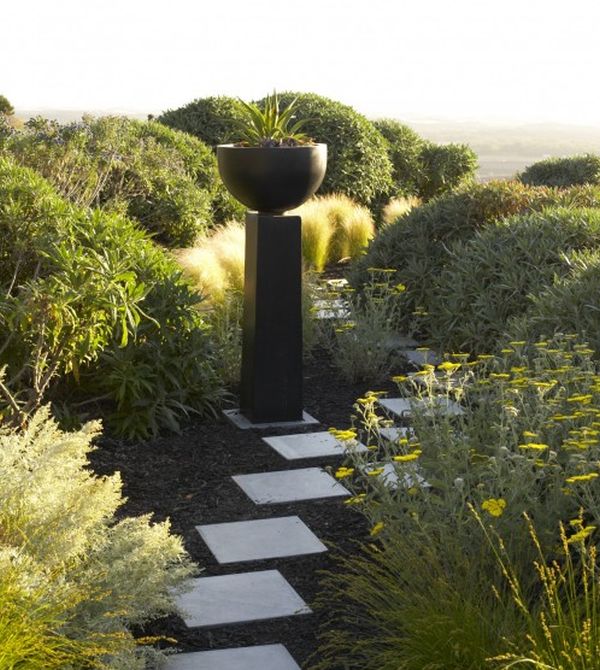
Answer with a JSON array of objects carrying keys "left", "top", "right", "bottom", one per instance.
[{"left": 235, "top": 92, "right": 313, "bottom": 147}]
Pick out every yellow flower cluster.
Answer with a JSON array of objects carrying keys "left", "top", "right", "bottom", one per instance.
[
  {"left": 344, "top": 493, "right": 366, "bottom": 505},
  {"left": 565, "top": 472, "right": 599, "bottom": 484},
  {"left": 329, "top": 428, "right": 357, "bottom": 441},
  {"left": 370, "top": 521, "right": 385, "bottom": 537},
  {"left": 438, "top": 361, "right": 461, "bottom": 374},
  {"left": 518, "top": 442, "right": 549, "bottom": 452},
  {"left": 481, "top": 498, "right": 507, "bottom": 517},
  {"left": 335, "top": 466, "right": 355, "bottom": 479},
  {"left": 393, "top": 450, "right": 422, "bottom": 462},
  {"left": 567, "top": 525, "right": 596, "bottom": 544}
]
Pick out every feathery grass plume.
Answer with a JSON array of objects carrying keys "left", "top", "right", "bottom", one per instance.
[
  {"left": 293, "top": 197, "right": 335, "bottom": 271},
  {"left": 381, "top": 195, "right": 421, "bottom": 227},
  {"left": 174, "top": 246, "right": 229, "bottom": 303},
  {"left": 209, "top": 220, "right": 246, "bottom": 292}
]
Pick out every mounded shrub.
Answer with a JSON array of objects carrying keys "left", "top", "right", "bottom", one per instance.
[
  {"left": 508, "top": 248, "right": 600, "bottom": 355},
  {"left": 0, "top": 407, "right": 195, "bottom": 668},
  {"left": 424, "top": 207, "right": 600, "bottom": 354},
  {"left": 0, "top": 155, "right": 223, "bottom": 438},
  {"left": 254, "top": 92, "right": 394, "bottom": 205},
  {"left": 416, "top": 141, "right": 478, "bottom": 200},
  {"left": 157, "top": 95, "right": 246, "bottom": 149},
  {"left": 350, "top": 180, "right": 559, "bottom": 329},
  {"left": 6, "top": 115, "right": 235, "bottom": 245},
  {"left": 519, "top": 153, "right": 600, "bottom": 188},
  {"left": 372, "top": 119, "right": 423, "bottom": 198}
]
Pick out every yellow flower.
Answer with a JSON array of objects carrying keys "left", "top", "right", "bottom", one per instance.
[
  {"left": 393, "top": 450, "right": 422, "bottom": 462},
  {"left": 438, "top": 361, "right": 461, "bottom": 373},
  {"left": 391, "top": 375, "right": 408, "bottom": 383},
  {"left": 518, "top": 442, "right": 549, "bottom": 452},
  {"left": 522, "top": 431, "right": 539, "bottom": 438},
  {"left": 567, "top": 525, "right": 596, "bottom": 544},
  {"left": 367, "top": 467, "right": 385, "bottom": 477},
  {"left": 335, "top": 467, "right": 355, "bottom": 479},
  {"left": 482, "top": 498, "right": 507, "bottom": 517},
  {"left": 477, "top": 354, "right": 494, "bottom": 360},
  {"left": 370, "top": 521, "right": 385, "bottom": 537},
  {"left": 565, "top": 473, "right": 599, "bottom": 484},
  {"left": 500, "top": 348, "right": 514, "bottom": 355},
  {"left": 508, "top": 341, "right": 526, "bottom": 347},
  {"left": 394, "top": 283, "right": 407, "bottom": 293},
  {"left": 344, "top": 494, "right": 366, "bottom": 505}
]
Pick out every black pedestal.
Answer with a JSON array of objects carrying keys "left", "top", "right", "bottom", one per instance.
[{"left": 240, "top": 211, "right": 303, "bottom": 423}]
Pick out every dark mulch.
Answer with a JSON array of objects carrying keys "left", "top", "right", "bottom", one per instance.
[{"left": 89, "top": 347, "right": 402, "bottom": 669}]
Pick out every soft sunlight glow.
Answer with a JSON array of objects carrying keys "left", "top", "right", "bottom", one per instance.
[{"left": 4, "top": 0, "right": 600, "bottom": 123}]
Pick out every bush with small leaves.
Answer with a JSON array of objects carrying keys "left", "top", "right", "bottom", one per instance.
[
  {"left": 0, "top": 156, "right": 223, "bottom": 438},
  {"left": 0, "top": 408, "right": 195, "bottom": 668},
  {"left": 373, "top": 118, "right": 424, "bottom": 198},
  {"left": 416, "top": 141, "right": 478, "bottom": 200},
  {"left": 0, "top": 94, "right": 14, "bottom": 116},
  {"left": 254, "top": 92, "right": 393, "bottom": 205},
  {"left": 425, "top": 207, "right": 600, "bottom": 354},
  {"left": 519, "top": 154, "right": 600, "bottom": 188}
]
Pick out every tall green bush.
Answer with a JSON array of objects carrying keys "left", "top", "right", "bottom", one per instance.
[
  {"left": 519, "top": 154, "right": 600, "bottom": 188},
  {"left": 0, "top": 156, "right": 223, "bottom": 438},
  {"left": 424, "top": 207, "right": 600, "bottom": 354},
  {"left": 6, "top": 115, "right": 234, "bottom": 245},
  {"left": 416, "top": 141, "right": 478, "bottom": 200},
  {"left": 372, "top": 119, "right": 423, "bottom": 198},
  {"left": 0, "top": 407, "right": 195, "bottom": 668},
  {"left": 255, "top": 92, "right": 393, "bottom": 205}
]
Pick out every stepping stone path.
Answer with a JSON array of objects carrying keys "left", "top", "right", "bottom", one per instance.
[{"left": 168, "top": 335, "right": 455, "bottom": 668}]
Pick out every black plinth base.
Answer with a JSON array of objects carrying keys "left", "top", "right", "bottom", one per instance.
[{"left": 240, "top": 211, "right": 303, "bottom": 423}]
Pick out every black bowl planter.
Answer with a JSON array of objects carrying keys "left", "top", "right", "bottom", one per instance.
[{"left": 217, "top": 143, "right": 327, "bottom": 214}]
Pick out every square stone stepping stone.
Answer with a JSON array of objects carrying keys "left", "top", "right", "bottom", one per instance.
[
  {"left": 380, "top": 396, "right": 464, "bottom": 419},
  {"left": 263, "top": 431, "right": 368, "bottom": 460},
  {"left": 223, "top": 409, "right": 319, "bottom": 430},
  {"left": 176, "top": 570, "right": 310, "bottom": 628},
  {"left": 400, "top": 348, "right": 442, "bottom": 366},
  {"left": 165, "top": 644, "right": 300, "bottom": 670},
  {"left": 365, "top": 462, "right": 429, "bottom": 489},
  {"left": 232, "top": 468, "right": 349, "bottom": 504},
  {"left": 196, "top": 516, "right": 327, "bottom": 564},
  {"left": 379, "top": 425, "right": 412, "bottom": 443}
]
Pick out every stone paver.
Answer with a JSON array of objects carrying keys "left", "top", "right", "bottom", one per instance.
[
  {"left": 196, "top": 516, "right": 327, "bottom": 564},
  {"left": 223, "top": 409, "right": 319, "bottom": 430},
  {"left": 232, "top": 468, "right": 349, "bottom": 504},
  {"left": 400, "top": 348, "right": 442, "bottom": 366},
  {"left": 379, "top": 425, "right": 412, "bottom": 443},
  {"left": 365, "top": 462, "right": 430, "bottom": 489},
  {"left": 176, "top": 570, "right": 310, "bottom": 628},
  {"left": 165, "top": 644, "right": 300, "bottom": 670},
  {"left": 263, "top": 431, "right": 368, "bottom": 460},
  {"left": 380, "top": 396, "right": 464, "bottom": 419}
]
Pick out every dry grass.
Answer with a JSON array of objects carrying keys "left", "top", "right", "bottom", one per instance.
[{"left": 381, "top": 196, "right": 421, "bottom": 227}]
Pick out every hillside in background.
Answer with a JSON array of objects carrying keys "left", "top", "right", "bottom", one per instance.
[{"left": 14, "top": 108, "right": 600, "bottom": 182}]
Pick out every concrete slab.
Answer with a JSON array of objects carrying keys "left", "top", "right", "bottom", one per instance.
[
  {"left": 365, "top": 462, "right": 430, "bottom": 489},
  {"left": 379, "top": 426, "right": 412, "bottom": 443},
  {"left": 223, "top": 409, "right": 319, "bottom": 431},
  {"left": 232, "top": 468, "right": 350, "bottom": 504},
  {"left": 165, "top": 644, "right": 301, "bottom": 670},
  {"left": 380, "top": 396, "right": 464, "bottom": 419},
  {"left": 196, "top": 516, "right": 327, "bottom": 564},
  {"left": 263, "top": 431, "right": 368, "bottom": 460},
  {"left": 176, "top": 570, "right": 310, "bottom": 628},
  {"left": 400, "top": 349, "right": 442, "bottom": 367}
]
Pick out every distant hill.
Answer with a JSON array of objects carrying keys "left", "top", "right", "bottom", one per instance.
[{"left": 15, "top": 109, "right": 600, "bottom": 182}]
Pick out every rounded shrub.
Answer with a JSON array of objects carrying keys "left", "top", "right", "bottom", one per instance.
[
  {"left": 416, "top": 141, "right": 478, "bottom": 200},
  {"left": 7, "top": 116, "right": 228, "bottom": 245},
  {"left": 519, "top": 154, "right": 600, "bottom": 188},
  {"left": 0, "top": 155, "right": 223, "bottom": 438},
  {"left": 424, "top": 207, "right": 600, "bottom": 354},
  {"left": 372, "top": 119, "right": 423, "bottom": 197},
  {"left": 255, "top": 92, "right": 394, "bottom": 205},
  {"left": 350, "top": 180, "right": 560, "bottom": 329},
  {"left": 508, "top": 248, "right": 600, "bottom": 356},
  {"left": 158, "top": 95, "right": 246, "bottom": 148}
]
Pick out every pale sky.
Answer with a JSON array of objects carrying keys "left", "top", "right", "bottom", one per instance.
[{"left": 3, "top": 0, "right": 600, "bottom": 124}]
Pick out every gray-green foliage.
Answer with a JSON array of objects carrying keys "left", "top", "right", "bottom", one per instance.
[
  {"left": 372, "top": 119, "right": 424, "bottom": 197},
  {"left": 6, "top": 115, "right": 237, "bottom": 245},
  {"left": 255, "top": 92, "right": 394, "bottom": 205},
  {"left": 520, "top": 154, "right": 600, "bottom": 188},
  {"left": 425, "top": 208, "right": 600, "bottom": 354},
  {"left": 0, "top": 155, "right": 223, "bottom": 438},
  {"left": 416, "top": 141, "right": 478, "bottom": 200},
  {"left": 0, "top": 407, "right": 195, "bottom": 668},
  {"left": 508, "top": 248, "right": 600, "bottom": 355}
]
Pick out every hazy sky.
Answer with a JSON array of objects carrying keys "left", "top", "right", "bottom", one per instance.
[{"left": 3, "top": 0, "right": 600, "bottom": 124}]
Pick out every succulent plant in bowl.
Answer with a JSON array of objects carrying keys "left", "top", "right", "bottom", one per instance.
[{"left": 217, "top": 92, "right": 327, "bottom": 213}]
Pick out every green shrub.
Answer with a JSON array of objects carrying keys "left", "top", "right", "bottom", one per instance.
[
  {"left": 520, "top": 154, "right": 600, "bottom": 188},
  {"left": 350, "top": 180, "right": 559, "bottom": 329},
  {"left": 416, "top": 141, "right": 478, "bottom": 200},
  {"left": 508, "top": 248, "right": 600, "bottom": 356},
  {"left": 317, "top": 338, "right": 600, "bottom": 669},
  {"left": 424, "top": 207, "right": 600, "bottom": 354},
  {"left": 255, "top": 92, "right": 393, "bottom": 205},
  {"left": 158, "top": 95, "right": 246, "bottom": 149},
  {"left": 0, "top": 94, "right": 14, "bottom": 116},
  {"left": 0, "top": 156, "right": 223, "bottom": 438},
  {"left": 7, "top": 116, "right": 224, "bottom": 245},
  {"left": 372, "top": 119, "right": 424, "bottom": 198},
  {"left": 0, "top": 407, "right": 195, "bottom": 668}
]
